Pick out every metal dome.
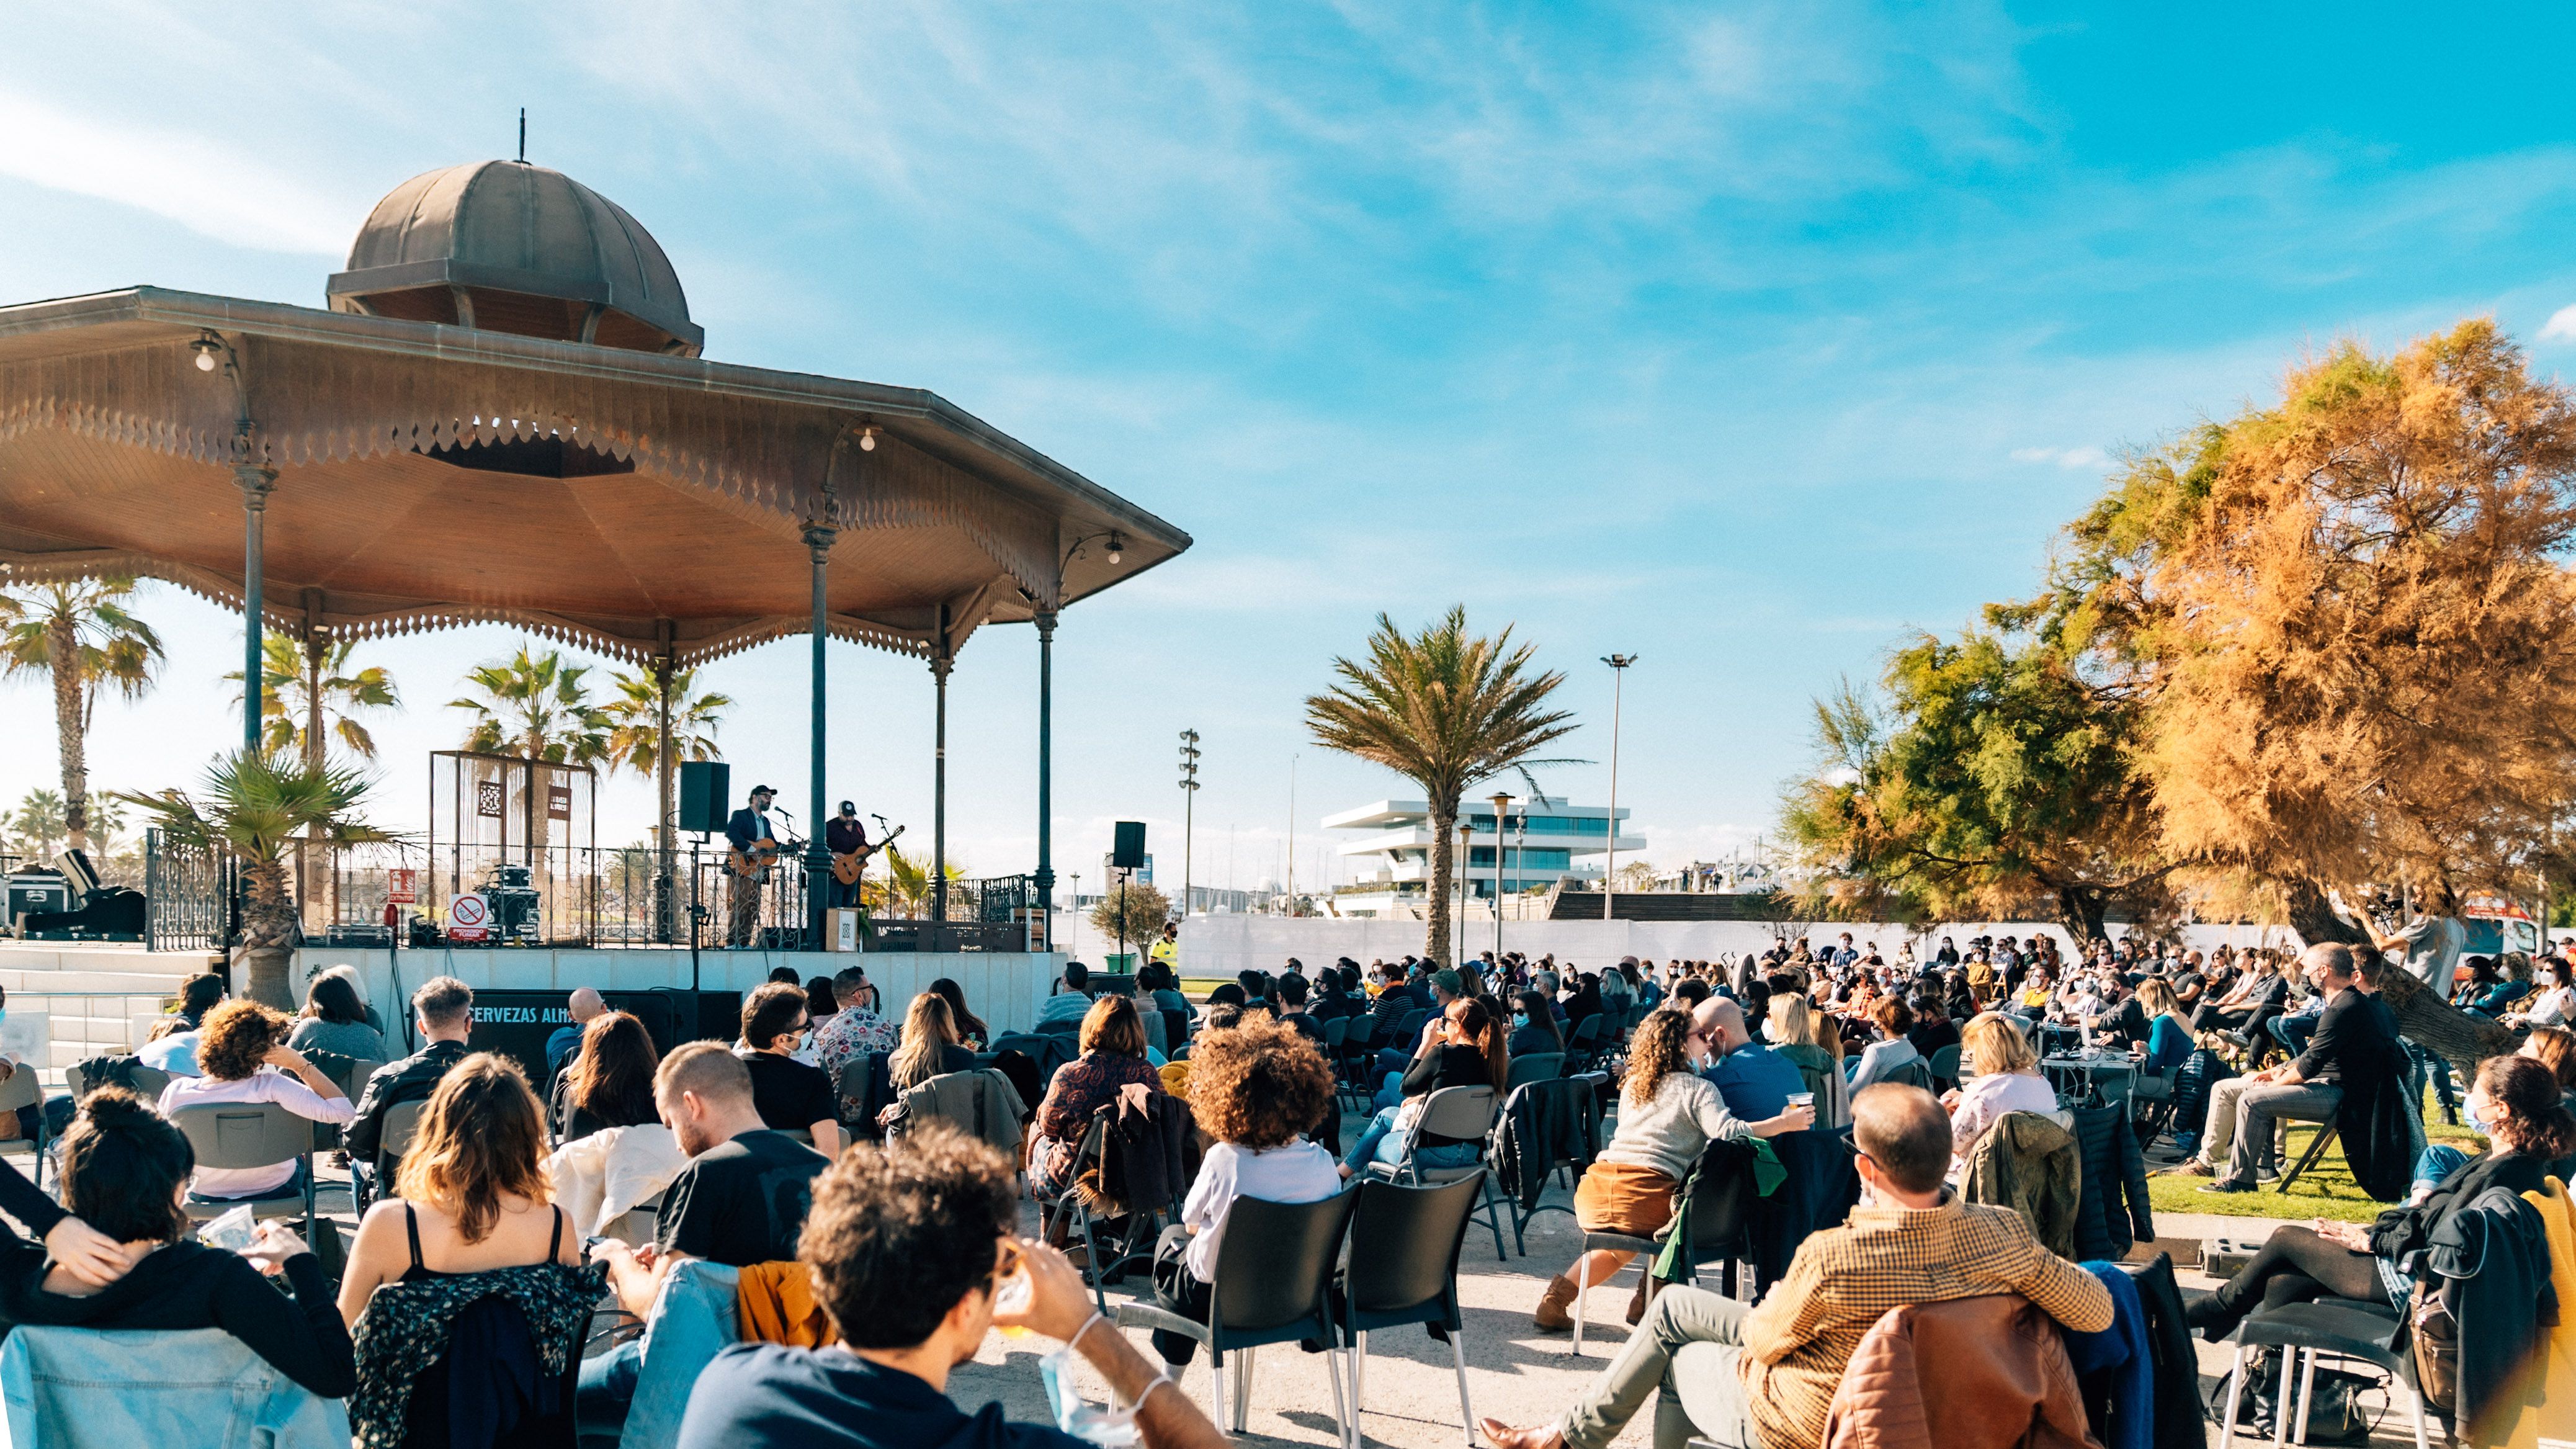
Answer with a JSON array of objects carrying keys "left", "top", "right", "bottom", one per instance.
[{"left": 326, "top": 160, "right": 702, "bottom": 356}]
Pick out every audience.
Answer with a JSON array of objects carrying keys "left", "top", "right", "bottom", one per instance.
[
  {"left": 1487, "top": 1084, "right": 2110, "bottom": 1449},
  {"left": 2162, "top": 944, "right": 2398, "bottom": 1193},
  {"left": 1764, "top": 995, "right": 1841, "bottom": 1108},
  {"left": 1845, "top": 997, "right": 1922, "bottom": 1088},
  {"left": 1029, "top": 995, "right": 1165, "bottom": 1193},
  {"left": 347, "top": 976, "right": 475, "bottom": 1181},
  {"left": 1147, "top": 1016, "right": 1342, "bottom": 1366},
  {"left": 805, "top": 974, "right": 842, "bottom": 1023},
  {"left": 544, "top": 987, "right": 606, "bottom": 1079},
  {"left": 674, "top": 1124, "right": 1227, "bottom": 1449},
  {"left": 289, "top": 969, "right": 387, "bottom": 1061},
  {"left": 1693, "top": 997, "right": 1805, "bottom": 1121},
  {"left": 1511, "top": 989, "right": 1567, "bottom": 1056},
  {"left": 157, "top": 1000, "right": 354, "bottom": 1202},
  {"left": 736, "top": 982, "right": 844, "bottom": 1155},
  {"left": 552, "top": 1009, "right": 661, "bottom": 1142},
  {"left": 1036, "top": 961, "right": 1096, "bottom": 1027},
  {"left": 886, "top": 994, "right": 977, "bottom": 1101},
  {"left": 1535, "top": 1009, "right": 1810, "bottom": 1332},
  {"left": 812, "top": 966, "right": 900, "bottom": 1116},
  {"left": 1343, "top": 996, "right": 1508, "bottom": 1178},
  {"left": 586, "top": 1043, "right": 832, "bottom": 1421},
  {"left": 1943, "top": 1012, "right": 2059, "bottom": 1166}
]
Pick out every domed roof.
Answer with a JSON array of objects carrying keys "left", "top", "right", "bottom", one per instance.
[{"left": 326, "top": 161, "right": 702, "bottom": 356}]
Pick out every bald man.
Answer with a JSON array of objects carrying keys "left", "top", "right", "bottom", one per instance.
[
  {"left": 547, "top": 986, "right": 607, "bottom": 1079},
  {"left": 1692, "top": 996, "right": 1807, "bottom": 1121}
]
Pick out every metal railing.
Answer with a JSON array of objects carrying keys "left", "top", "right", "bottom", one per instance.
[{"left": 144, "top": 830, "right": 234, "bottom": 953}]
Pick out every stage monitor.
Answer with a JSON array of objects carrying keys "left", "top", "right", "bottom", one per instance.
[
  {"left": 678, "top": 760, "right": 731, "bottom": 834},
  {"left": 1112, "top": 820, "right": 1147, "bottom": 869}
]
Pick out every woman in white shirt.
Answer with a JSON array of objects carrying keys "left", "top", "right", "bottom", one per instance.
[
  {"left": 158, "top": 1000, "right": 353, "bottom": 1201},
  {"left": 2508, "top": 959, "right": 2576, "bottom": 1029},
  {"left": 1847, "top": 997, "right": 1925, "bottom": 1088},
  {"left": 1145, "top": 1014, "right": 1342, "bottom": 1369},
  {"left": 1943, "top": 1011, "right": 2060, "bottom": 1169}
]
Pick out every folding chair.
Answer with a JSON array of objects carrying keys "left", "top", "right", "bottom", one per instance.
[
  {"left": 1361, "top": 1085, "right": 1507, "bottom": 1259},
  {"left": 0, "top": 1068, "right": 45, "bottom": 1191},
  {"left": 2275, "top": 1122, "right": 2338, "bottom": 1195},
  {"left": 1505, "top": 1052, "right": 1565, "bottom": 1092}
]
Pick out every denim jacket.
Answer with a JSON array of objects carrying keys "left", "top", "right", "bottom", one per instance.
[
  {"left": 0, "top": 1326, "right": 349, "bottom": 1449},
  {"left": 619, "top": 1260, "right": 742, "bottom": 1449}
]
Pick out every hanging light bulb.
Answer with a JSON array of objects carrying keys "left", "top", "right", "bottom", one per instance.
[
  {"left": 858, "top": 425, "right": 877, "bottom": 452},
  {"left": 1106, "top": 531, "right": 1126, "bottom": 565},
  {"left": 190, "top": 335, "right": 221, "bottom": 372}
]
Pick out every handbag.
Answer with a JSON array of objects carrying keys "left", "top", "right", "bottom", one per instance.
[
  {"left": 2408, "top": 1282, "right": 2460, "bottom": 1415},
  {"left": 2204, "top": 1350, "right": 2386, "bottom": 1443}
]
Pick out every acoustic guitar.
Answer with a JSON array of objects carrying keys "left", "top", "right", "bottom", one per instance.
[
  {"left": 831, "top": 822, "right": 906, "bottom": 885},
  {"left": 727, "top": 836, "right": 786, "bottom": 879}
]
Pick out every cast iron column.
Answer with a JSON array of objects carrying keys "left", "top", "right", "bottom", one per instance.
[
  {"left": 1034, "top": 609, "right": 1057, "bottom": 942},
  {"left": 235, "top": 464, "right": 276, "bottom": 753},
  {"left": 931, "top": 639, "right": 952, "bottom": 926},
  {"left": 804, "top": 523, "right": 836, "bottom": 951}
]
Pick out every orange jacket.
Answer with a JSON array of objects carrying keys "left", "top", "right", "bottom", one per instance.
[
  {"left": 1822, "top": 1293, "right": 2100, "bottom": 1449},
  {"left": 736, "top": 1260, "right": 838, "bottom": 1348}
]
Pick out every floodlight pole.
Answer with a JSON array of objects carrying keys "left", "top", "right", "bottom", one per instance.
[
  {"left": 1490, "top": 791, "right": 1513, "bottom": 964},
  {"left": 1601, "top": 654, "right": 1638, "bottom": 920}
]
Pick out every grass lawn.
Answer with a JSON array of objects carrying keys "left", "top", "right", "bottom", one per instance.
[{"left": 2145, "top": 1087, "right": 2485, "bottom": 1224}]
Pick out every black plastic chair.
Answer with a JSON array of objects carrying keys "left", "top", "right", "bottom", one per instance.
[
  {"left": 1570, "top": 1145, "right": 1755, "bottom": 1357},
  {"left": 1112, "top": 1190, "right": 1359, "bottom": 1439},
  {"left": 1336, "top": 1175, "right": 1485, "bottom": 1445},
  {"left": 1505, "top": 1052, "right": 1565, "bottom": 1092},
  {"left": 2220, "top": 1300, "right": 2428, "bottom": 1449},
  {"left": 1926, "top": 1044, "right": 1962, "bottom": 1092},
  {"left": 1563, "top": 1014, "right": 1606, "bottom": 1070}
]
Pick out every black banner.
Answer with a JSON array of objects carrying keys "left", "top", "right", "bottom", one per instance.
[{"left": 465, "top": 987, "right": 740, "bottom": 1085}]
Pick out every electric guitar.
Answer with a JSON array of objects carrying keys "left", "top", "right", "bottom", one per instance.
[{"left": 831, "top": 823, "right": 906, "bottom": 884}]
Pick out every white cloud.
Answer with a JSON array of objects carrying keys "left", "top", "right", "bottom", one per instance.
[
  {"left": 2542, "top": 305, "right": 2576, "bottom": 343},
  {"left": 2009, "top": 445, "right": 2109, "bottom": 470},
  {"left": 0, "top": 91, "right": 349, "bottom": 255}
]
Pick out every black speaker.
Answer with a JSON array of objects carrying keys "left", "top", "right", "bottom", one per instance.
[
  {"left": 678, "top": 760, "right": 731, "bottom": 834},
  {"left": 1112, "top": 820, "right": 1147, "bottom": 869}
]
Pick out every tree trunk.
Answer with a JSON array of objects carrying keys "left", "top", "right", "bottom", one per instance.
[
  {"left": 2369, "top": 964, "right": 2518, "bottom": 1074},
  {"left": 50, "top": 615, "right": 86, "bottom": 853},
  {"left": 2284, "top": 876, "right": 2369, "bottom": 946},
  {"left": 1425, "top": 798, "right": 1457, "bottom": 967},
  {"left": 236, "top": 857, "right": 298, "bottom": 1008},
  {"left": 2051, "top": 882, "right": 2108, "bottom": 944}
]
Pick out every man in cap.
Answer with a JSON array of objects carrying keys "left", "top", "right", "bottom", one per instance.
[
  {"left": 823, "top": 800, "right": 871, "bottom": 910},
  {"left": 725, "top": 784, "right": 781, "bottom": 946}
]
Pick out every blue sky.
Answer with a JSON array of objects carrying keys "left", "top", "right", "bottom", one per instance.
[{"left": 6, "top": 2, "right": 2576, "bottom": 894}]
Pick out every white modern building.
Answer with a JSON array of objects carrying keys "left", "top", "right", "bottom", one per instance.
[{"left": 1322, "top": 798, "right": 1642, "bottom": 917}]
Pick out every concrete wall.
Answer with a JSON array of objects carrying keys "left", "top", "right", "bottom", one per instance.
[
  {"left": 295, "top": 946, "right": 1067, "bottom": 1039},
  {"left": 1174, "top": 914, "right": 2307, "bottom": 978}
]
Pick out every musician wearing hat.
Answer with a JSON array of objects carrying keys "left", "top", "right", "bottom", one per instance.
[
  {"left": 724, "top": 784, "right": 780, "bottom": 946},
  {"left": 824, "top": 801, "right": 871, "bottom": 908}
]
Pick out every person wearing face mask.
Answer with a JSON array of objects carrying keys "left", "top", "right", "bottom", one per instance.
[
  {"left": 733, "top": 983, "right": 843, "bottom": 1157},
  {"left": 1509, "top": 989, "right": 1566, "bottom": 1057},
  {"left": 1692, "top": 997, "right": 1805, "bottom": 1121}
]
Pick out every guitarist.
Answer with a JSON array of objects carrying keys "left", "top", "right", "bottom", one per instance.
[
  {"left": 824, "top": 800, "right": 871, "bottom": 908},
  {"left": 724, "top": 784, "right": 780, "bottom": 946}
]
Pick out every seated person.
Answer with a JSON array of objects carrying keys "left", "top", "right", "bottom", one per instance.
[
  {"left": 1028, "top": 995, "right": 1165, "bottom": 1194},
  {"left": 2162, "top": 944, "right": 2397, "bottom": 1193},
  {"left": 1764, "top": 995, "right": 1841, "bottom": 1103},
  {"left": 584, "top": 1043, "right": 832, "bottom": 1420},
  {"left": 552, "top": 1010, "right": 661, "bottom": 1143},
  {"left": 543, "top": 987, "right": 606, "bottom": 1080},
  {"left": 1535, "top": 1010, "right": 1810, "bottom": 1331},
  {"left": 1035, "top": 961, "right": 1097, "bottom": 1027},
  {"left": 0, "top": 1090, "right": 352, "bottom": 1397},
  {"left": 347, "top": 976, "right": 476, "bottom": 1182},
  {"left": 1943, "top": 1012, "right": 2060, "bottom": 1168},
  {"left": 138, "top": 1016, "right": 203, "bottom": 1077},
  {"left": 1904, "top": 995, "right": 1961, "bottom": 1060},
  {"left": 2408, "top": 1026, "right": 2576, "bottom": 1197},
  {"left": 288, "top": 969, "right": 387, "bottom": 1062},
  {"left": 812, "top": 967, "right": 898, "bottom": 1116},
  {"left": 675, "top": 1125, "right": 1228, "bottom": 1449},
  {"left": 2505, "top": 958, "right": 2576, "bottom": 1029},
  {"left": 1511, "top": 990, "right": 1568, "bottom": 1057},
  {"left": 1845, "top": 998, "right": 1923, "bottom": 1088},
  {"left": 334, "top": 1053, "right": 590, "bottom": 1446},
  {"left": 928, "top": 978, "right": 991, "bottom": 1052},
  {"left": 1693, "top": 997, "right": 1804, "bottom": 1121},
  {"left": 157, "top": 1000, "right": 354, "bottom": 1201},
  {"left": 2188, "top": 1054, "right": 2576, "bottom": 1340},
  {"left": 1343, "top": 997, "right": 1508, "bottom": 1180},
  {"left": 1487, "top": 1083, "right": 2111, "bottom": 1449},
  {"left": 1147, "top": 1017, "right": 1341, "bottom": 1366},
  {"left": 883, "top": 994, "right": 978, "bottom": 1102},
  {"left": 735, "top": 982, "right": 843, "bottom": 1156}
]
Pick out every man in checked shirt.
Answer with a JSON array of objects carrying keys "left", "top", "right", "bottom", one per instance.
[{"left": 1482, "top": 1084, "right": 2113, "bottom": 1449}]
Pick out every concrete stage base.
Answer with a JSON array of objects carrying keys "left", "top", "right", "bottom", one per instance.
[{"left": 297, "top": 946, "right": 1068, "bottom": 1038}]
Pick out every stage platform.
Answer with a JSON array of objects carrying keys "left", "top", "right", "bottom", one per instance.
[{"left": 299, "top": 946, "right": 1067, "bottom": 1039}]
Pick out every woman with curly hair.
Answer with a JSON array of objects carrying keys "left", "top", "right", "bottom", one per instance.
[
  {"left": 158, "top": 998, "right": 353, "bottom": 1202},
  {"left": 1146, "top": 1015, "right": 1342, "bottom": 1366},
  {"left": 1534, "top": 1007, "right": 1811, "bottom": 1332}
]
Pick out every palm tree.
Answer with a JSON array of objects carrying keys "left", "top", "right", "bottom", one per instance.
[
  {"left": 0, "top": 578, "right": 164, "bottom": 851},
  {"left": 115, "top": 751, "right": 396, "bottom": 1007},
  {"left": 882, "top": 845, "right": 961, "bottom": 917},
  {"left": 226, "top": 634, "right": 401, "bottom": 768},
  {"left": 1306, "top": 606, "right": 1580, "bottom": 965},
  {"left": 603, "top": 663, "right": 729, "bottom": 941},
  {"left": 6, "top": 789, "right": 67, "bottom": 863},
  {"left": 450, "top": 645, "right": 612, "bottom": 763}
]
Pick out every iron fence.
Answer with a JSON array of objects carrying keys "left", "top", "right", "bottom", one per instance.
[{"left": 144, "top": 829, "right": 234, "bottom": 953}]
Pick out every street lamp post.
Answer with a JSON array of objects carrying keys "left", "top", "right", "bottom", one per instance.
[
  {"left": 1489, "top": 791, "right": 1513, "bottom": 965},
  {"left": 1456, "top": 817, "right": 1474, "bottom": 966},
  {"left": 1601, "top": 653, "right": 1637, "bottom": 921},
  {"left": 1178, "top": 730, "right": 1201, "bottom": 918}
]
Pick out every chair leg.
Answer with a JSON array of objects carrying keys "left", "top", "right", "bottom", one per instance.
[
  {"left": 1210, "top": 1352, "right": 1227, "bottom": 1432},
  {"left": 2402, "top": 1373, "right": 2430, "bottom": 1449},
  {"left": 1572, "top": 1256, "right": 1590, "bottom": 1357},
  {"left": 2292, "top": 1348, "right": 2317, "bottom": 1448},
  {"left": 2220, "top": 1344, "right": 2247, "bottom": 1443},
  {"left": 2271, "top": 1348, "right": 2294, "bottom": 1449},
  {"left": 1080, "top": 1211, "right": 1107, "bottom": 1317},
  {"left": 1480, "top": 1176, "right": 1508, "bottom": 1260},
  {"left": 1354, "top": 1329, "right": 1366, "bottom": 1413},
  {"left": 1326, "top": 1344, "right": 1354, "bottom": 1449},
  {"left": 1233, "top": 1344, "right": 1253, "bottom": 1433},
  {"left": 1449, "top": 1326, "right": 1474, "bottom": 1446}
]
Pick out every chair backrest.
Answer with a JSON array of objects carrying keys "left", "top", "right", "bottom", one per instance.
[
  {"left": 1505, "top": 1052, "right": 1564, "bottom": 1091},
  {"left": 1569, "top": 1014, "right": 1604, "bottom": 1046},
  {"left": 838, "top": 1054, "right": 878, "bottom": 1106},
  {"left": 1161, "top": 1007, "right": 1192, "bottom": 1052},
  {"left": 336, "top": 1057, "right": 387, "bottom": 1101},
  {"left": 1209, "top": 1190, "right": 1358, "bottom": 1335},
  {"left": 1395, "top": 1008, "right": 1428, "bottom": 1041},
  {"left": 0, "top": 1326, "right": 350, "bottom": 1449},
  {"left": 1322, "top": 1015, "right": 1350, "bottom": 1049},
  {"left": 0, "top": 1066, "right": 40, "bottom": 1113},
  {"left": 380, "top": 1098, "right": 427, "bottom": 1162},
  {"left": 1037, "top": 1017, "right": 1083, "bottom": 1036},
  {"left": 1884, "top": 1059, "right": 1933, "bottom": 1091},
  {"left": 1680, "top": 1142, "right": 1759, "bottom": 1252},
  {"left": 131, "top": 1065, "right": 172, "bottom": 1100},
  {"left": 169, "top": 1101, "right": 311, "bottom": 1172},
  {"left": 64, "top": 1064, "right": 87, "bottom": 1099},
  {"left": 1409, "top": 1085, "right": 1497, "bottom": 1147},
  {"left": 1926, "top": 1044, "right": 1962, "bottom": 1081},
  {"left": 1343, "top": 1173, "right": 1485, "bottom": 1319}
]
